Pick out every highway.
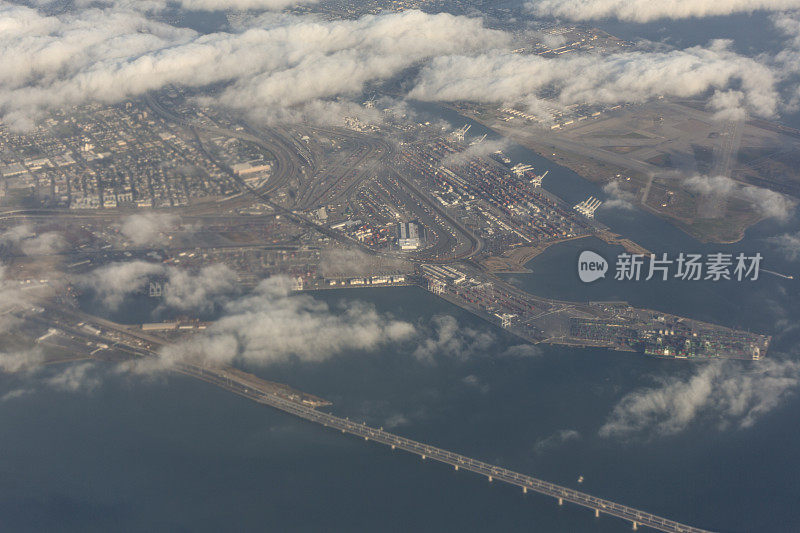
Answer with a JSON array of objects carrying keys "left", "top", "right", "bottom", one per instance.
[{"left": 182, "top": 364, "right": 712, "bottom": 533}]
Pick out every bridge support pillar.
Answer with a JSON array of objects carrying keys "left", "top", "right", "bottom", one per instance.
[
  {"left": 632, "top": 522, "right": 638, "bottom": 531},
  {"left": 558, "top": 498, "right": 563, "bottom": 506},
  {"left": 594, "top": 509, "right": 599, "bottom": 518}
]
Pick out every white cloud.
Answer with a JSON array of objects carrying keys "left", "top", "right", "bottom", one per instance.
[
  {"left": 45, "top": 361, "right": 102, "bottom": 392},
  {"left": 319, "top": 247, "right": 410, "bottom": 277},
  {"left": 683, "top": 174, "right": 794, "bottom": 220},
  {"left": 601, "top": 181, "right": 637, "bottom": 211},
  {"left": 410, "top": 41, "right": 781, "bottom": 120},
  {"left": 384, "top": 413, "right": 410, "bottom": 429},
  {"left": 161, "top": 263, "right": 239, "bottom": 311},
  {"left": 19, "top": 232, "right": 66, "bottom": 255},
  {"left": 175, "top": 0, "right": 316, "bottom": 9},
  {"left": 79, "top": 260, "right": 239, "bottom": 311},
  {"left": 462, "top": 373, "right": 490, "bottom": 393},
  {"left": 0, "top": 347, "right": 46, "bottom": 373},
  {"left": 534, "top": 429, "right": 581, "bottom": 453},
  {"left": 82, "top": 260, "right": 164, "bottom": 309},
  {"left": 32, "top": 0, "right": 315, "bottom": 13},
  {"left": 0, "top": 224, "right": 34, "bottom": 243},
  {"left": 526, "top": 0, "right": 800, "bottom": 23},
  {"left": 501, "top": 344, "right": 543, "bottom": 357},
  {"left": 772, "top": 12, "right": 800, "bottom": 110},
  {"left": 599, "top": 359, "right": 800, "bottom": 438},
  {"left": 0, "top": 388, "right": 32, "bottom": 401},
  {"left": 412, "top": 315, "right": 495, "bottom": 362},
  {"left": 0, "top": 6, "right": 508, "bottom": 129},
  {"left": 117, "top": 212, "right": 180, "bottom": 247},
  {"left": 0, "top": 224, "right": 65, "bottom": 255},
  {"left": 0, "top": 262, "right": 41, "bottom": 334},
  {"left": 155, "top": 276, "right": 416, "bottom": 368},
  {"left": 441, "top": 138, "right": 510, "bottom": 167},
  {"left": 768, "top": 230, "right": 800, "bottom": 260}
]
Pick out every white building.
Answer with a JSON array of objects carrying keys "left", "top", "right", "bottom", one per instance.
[{"left": 398, "top": 222, "right": 421, "bottom": 250}]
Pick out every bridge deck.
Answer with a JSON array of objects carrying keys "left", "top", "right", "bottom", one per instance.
[{"left": 179, "top": 364, "right": 712, "bottom": 533}]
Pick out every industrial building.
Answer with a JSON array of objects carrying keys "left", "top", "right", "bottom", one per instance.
[{"left": 398, "top": 221, "right": 422, "bottom": 250}]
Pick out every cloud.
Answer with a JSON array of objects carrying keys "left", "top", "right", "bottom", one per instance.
[
  {"left": 462, "top": 373, "right": 490, "bottom": 393},
  {"left": 0, "top": 262, "right": 40, "bottom": 334},
  {"left": 412, "top": 315, "right": 495, "bottom": 362},
  {"left": 501, "top": 344, "right": 543, "bottom": 357},
  {"left": 768, "top": 230, "right": 800, "bottom": 260},
  {"left": 45, "top": 361, "right": 102, "bottom": 392},
  {"left": 526, "top": 0, "right": 800, "bottom": 23},
  {"left": 172, "top": 0, "right": 316, "bottom": 9},
  {"left": 0, "top": 224, "right": 34, "bottom": 243},
  {"left": 534, "top": 429, "right": 581, "bottom": 453},
  {"left": 154, "top": 276, "right": 416, "bottom": 368},
  {"left": 79, "top": 260, "right": 239, "bottom": 311},
  {"left": 117, "top": 212, "right": 180, "bottom": 247},
  {"left": 410, "top": 41, "right": 781, "bottom": 121},
  {"left": 319, "top": 247, "right": 410, "bottom": 278},
  {"left": 0, "top": 6, "right": 508, "bottom": 129},
  {"left": 384, "top": 413, "right": 410, "bottom": 429},
  {"left": 0, "top": 224, "right": 66, "bottom": 255},
  {"left": 1, "top": 362, "right": 106, "bottom": 401},
  {"left": 601, "top": 181, "right": 637, "bottom": 211},
  {"left": 0, "top": 347, "right": 46, "bottom": 373},
  {"left": 683, "top": 174, "right": 794, "bottom": 220},
  {"left": 31, "top": 0, "right": 314, "bottom": 13},
  {"left": 599, "top": 359, "right": 800, "bottom": 439},
  {"left": 160, "top": 263, "right": 239, "bottom": 311},
  {"left": 20, "top": 232, "right": 66, "bottom": 255},
  {"left": 772, "top": 12, "right": 800, "bottom": 110},
  {"left": 440, "top": 138, "right": 510, "bottom": 167},
  {"left": 0, "top": 387, "right": 32, "bottom": 402},
  {"left": 82, "top": 260, "right": 164, "bottom": 309}
]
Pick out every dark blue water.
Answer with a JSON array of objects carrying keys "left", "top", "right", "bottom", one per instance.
[{"left": 2, "top": 285, "right": 800, "bottom": 532}]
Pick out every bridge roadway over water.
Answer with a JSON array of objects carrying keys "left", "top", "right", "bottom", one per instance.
[{"left": 180, "top": 364, "right": 712, "bottom": 533}]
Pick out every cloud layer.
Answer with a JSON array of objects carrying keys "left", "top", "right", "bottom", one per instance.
[
  {"left": 4, "top": 1, "right": 800, "bottom": 129},
  {"left": 0, "top": 224, "right": 66, "bottom": 255},
  {"left": 682, "top": 174, "right": 794, "bottom": 220},
  {"left": 31, "top": 0, "right": 317, "bottom": 13},
  {"left": 600, "top": 359, "right": 800, "bottom": 438},
  {"left": 0, "top": 5, "right": 508, "bottom": 128},
  {"left": 156, "top": 276, "right": 416, "bottom": 368},
  {"left": 118, "top": 212, "right": 180, "bottom": 247},
  {"left": 410, "top": 41, "right": 780, "bottom": 120},
  {"left": 526, "top": 0, "right": 800, "bottom": 23},
  {"left": 81, "top": 260, "right": 239, "bottom": 310}
]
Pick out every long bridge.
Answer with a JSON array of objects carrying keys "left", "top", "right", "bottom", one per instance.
[
  {"left": 179, "top": 364, "right": 713, "bottom": 533},
  {"left": 34, "top": 303, "right": 713, "bottom": 533}
]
